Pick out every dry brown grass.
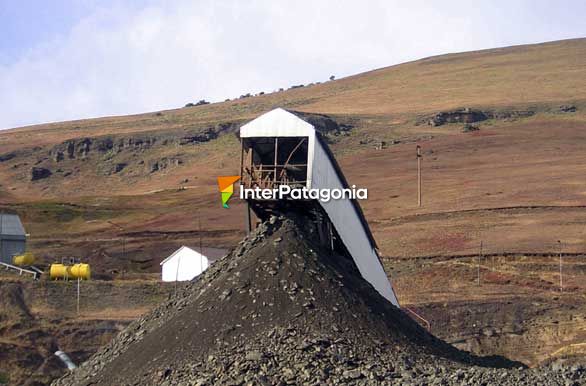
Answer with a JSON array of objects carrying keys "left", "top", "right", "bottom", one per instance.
[
  {"left": 2, "top": 38, "right": 585, "bottom": 144},
  {"left": 1, "top": 38, "right": 586, "bottom": 266}
]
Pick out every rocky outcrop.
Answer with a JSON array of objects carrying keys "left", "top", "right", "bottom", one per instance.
[
  {"left": 559, "top": 105, "right": 576, "bottom": 113},
  {"left": 53, "top": 151, "right": 64, "bottom": 162},
  {"left": 114, "top": 163, "right": 127, "bottom": 173},
  {"left": 179, "top": 127, "right": 217, "bottom": 145},
  {"left": 50, "top": 136, "right": 145, "bottom": 162},
  {"left": 48, "top": 121, "right": 241, "bottom": 163},
  {"left": 417, "top": 108, "right": 536, "bottom": 127},
  {"left": 35, "top": 121, "right": 244, "bottom": 178},
  {"left": 0, "top": 152, "right": 17, "bottom": 162},
  {"left": 9, "top": 114, "right": 349, "bottom": 182},
  {"left": 489, "top": 109, "right": 535, "bottom": 120},
  {"left": 30, "top": 167, "right": 52, "bottom": 181},
  {"left": 9, "top": 115, "right": 348, "bottom": 183},
  {"left": 290, "top": 111, "right": 354, "bottom": 139},
  {"left": 147, "top": 158, "right": 183, "bottom": 173},
  {"left": 428, "top": 109, "right": 489, "bottom": 126},
  {"left": 103, "top": 163, "right": 127, "bottom": 175}
]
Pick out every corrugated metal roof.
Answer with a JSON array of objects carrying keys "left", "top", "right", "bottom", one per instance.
[{"left": 0, "top": 214, "right": 26, "bottom": 237}]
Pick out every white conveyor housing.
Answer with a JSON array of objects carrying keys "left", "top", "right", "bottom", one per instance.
[{"left": 240, "top": 108, "right": 400, "bottom": 307}]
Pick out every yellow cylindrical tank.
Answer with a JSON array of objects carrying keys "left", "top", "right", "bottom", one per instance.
[
  {"left": 69, "top": 264, "right": 91, "bottom": 280},
  {"left": 13, "top": 252, "right": 35, "bottom": 267},
  {"left": 50, "top": 264, "right": 69, "bottom": 280}
]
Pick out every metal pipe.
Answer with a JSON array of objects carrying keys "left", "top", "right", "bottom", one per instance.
[{"left": 54, "top": 350, "right": 77, "bottom": 371}]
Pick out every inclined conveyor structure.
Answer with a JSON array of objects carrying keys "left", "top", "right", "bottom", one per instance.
[{"left": 239, "top": 108, "right": 400, "bottom": 307}]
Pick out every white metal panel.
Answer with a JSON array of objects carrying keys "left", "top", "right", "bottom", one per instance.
[
  {"left": 161, "top": 246, "right": 210, "bottom": 282},
  {"left": 240, "top": 108, "right": 314, "bottom": 138},
  {"left": 306, "top": 131, "right": 315, "bottom": 188},
  {"left": 311, "top": 139, "right": 400, "bottom": 307}
]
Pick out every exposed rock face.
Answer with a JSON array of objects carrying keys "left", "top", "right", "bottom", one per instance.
[
  {"left": 148, "top": 158, "right": 183, "bottom": 173},
  {"left": 47, "top": 121, "right": 242, "bottom": 165},
  {"left": 102, "top": 163, "right": 128, "bottom": 175},
  {"left": 179, "top": 128, "right": 217, "bottom": 145},
  {"left": 12, "top": 120, "right": 244, "bottom": 181},
  {"left": 31, "top": 167, "right": 52, "bottom": 181},
  {"left": 66, "top": 142, "right": 75, "bottom": 159},
  {"left": 559, "top": 105, "right": 577, "bottom": 113},
  {"left": 428, "top": 109, "right": 489, "bottom": 126},
  {"left": 489, "top": 109, "right": 535, "bottom": 120},
  {"left": 78, "top": 138, "right": 93, "bottom": 159},
  {"left": 0, "top": 152, "right": 17, "bottom": 162},
  {"left": 7, "top": 116, "right": 353, "bottom": 184},
  {"left": 50, "top": 136, "right": 148, "bottom": 162},
  {"left": 417, "top": 108, "right": 536, "bottom": 127},
  {"left": 15, "top": 114, "right": 350, "bottom": 183},
  {"left": 291, "top": 111, "right": 354, "bottom": 138},
  {"left": 114, "top": 163, "right": 127, "bottom": 173}
]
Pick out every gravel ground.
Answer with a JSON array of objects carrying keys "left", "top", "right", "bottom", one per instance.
[{"left": 53, "top": 212, "right": 586, "bottom": 386}]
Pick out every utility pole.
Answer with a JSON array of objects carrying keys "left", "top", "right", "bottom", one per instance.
[
  {"left": 416, "top": 145, "right": 422, "bottom": 207},
  {"left": 558, "top": 240, "right": 563, "bottom": 292}
]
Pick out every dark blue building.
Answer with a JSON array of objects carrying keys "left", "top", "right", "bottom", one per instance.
[{"left": 0, "top": 214, "right": 26, "bottom": 264}]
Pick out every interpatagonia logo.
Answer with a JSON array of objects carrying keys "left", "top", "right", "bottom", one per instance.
[
  {"left": 217, "top": 176, "right": 241, "bottom": 208},
  {"left": 240, "top": 185, "right": 367, "bottom": 202}
]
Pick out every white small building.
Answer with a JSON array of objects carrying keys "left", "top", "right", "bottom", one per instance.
[{"left": 160, "top": 246, "right": 227, "bottom": 282}]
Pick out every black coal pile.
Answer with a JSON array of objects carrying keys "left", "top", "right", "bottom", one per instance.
[{"left": 53, "top": 213, "right": 585, "bottom": 386}]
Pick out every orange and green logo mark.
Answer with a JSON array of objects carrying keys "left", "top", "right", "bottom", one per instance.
[{"left": 217, "top": 176, "right": 240, "bottom": 208}]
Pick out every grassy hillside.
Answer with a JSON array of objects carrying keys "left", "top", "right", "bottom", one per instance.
[
  {"left": 2, "top": 38, "right": 585, "bottom": 152},
  {"left": 0, "top": 38, "right": 585, "bottom": 269}
]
